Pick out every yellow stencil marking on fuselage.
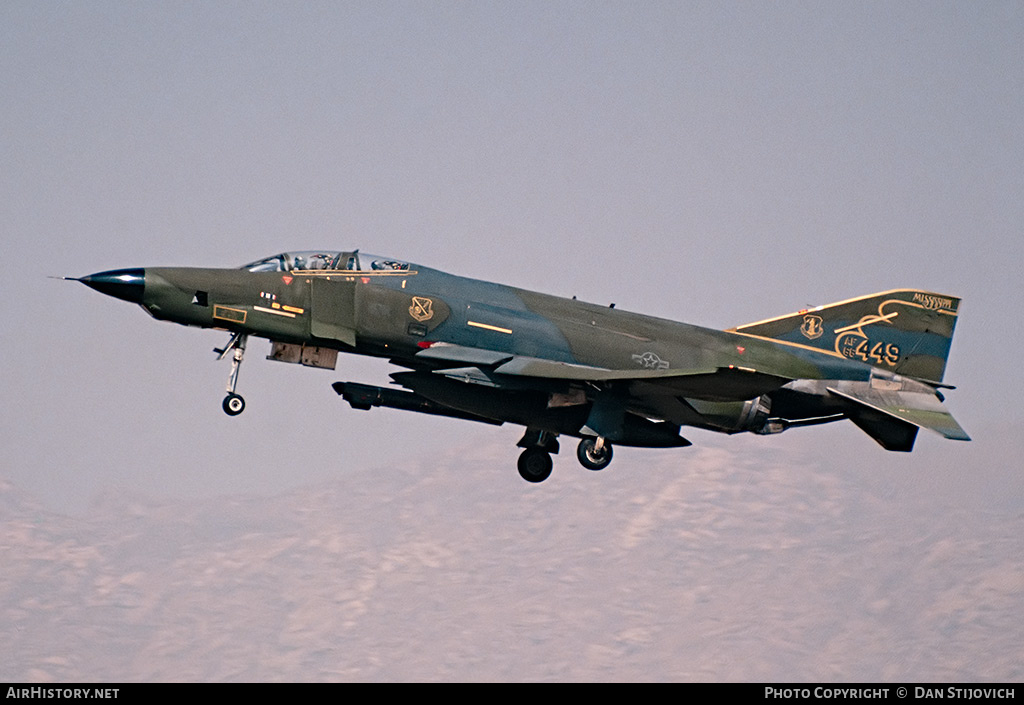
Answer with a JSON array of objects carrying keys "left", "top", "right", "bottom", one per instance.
[
  {"left": 254, "top": 305, "right": 296, "bottom": 318},
  {"left": 467, "top": 320, "right": 513, "bottom": 335}
]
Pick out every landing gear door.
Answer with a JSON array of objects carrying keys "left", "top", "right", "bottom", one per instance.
[{"left": 309, "top": 279, "right": 357, "bottom": 347}]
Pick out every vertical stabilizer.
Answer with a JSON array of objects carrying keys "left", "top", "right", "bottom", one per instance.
[{"left": 728, "top": 290, "right": 961, "bottom": 383}]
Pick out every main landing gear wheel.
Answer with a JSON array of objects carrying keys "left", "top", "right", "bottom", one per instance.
[
  {"left": 518, "top": 448, "right": 553, "bottom": 483},
  {"left": 577, "top": 437, "right": 613, "bottom": 470},
  {"left": 222, "top": 393, "right": 246, "bottom": 416}
]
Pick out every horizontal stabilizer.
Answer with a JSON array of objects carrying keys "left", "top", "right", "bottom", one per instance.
[{"left": 828, "top": 386, "right": 971, "bottom": 450}]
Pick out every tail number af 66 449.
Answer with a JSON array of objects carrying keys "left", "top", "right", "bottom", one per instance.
[{"left": 836, "top": 332, "right": 901, "bottom": 367}]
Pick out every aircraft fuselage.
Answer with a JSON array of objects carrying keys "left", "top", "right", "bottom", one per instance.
[{"left": 75, "top": 251, "right": 968, "bottom": 482}]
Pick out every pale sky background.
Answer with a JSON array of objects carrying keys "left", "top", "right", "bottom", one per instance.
[{"left": 1, "top": 1, "right": 1022, "bottom": 682}]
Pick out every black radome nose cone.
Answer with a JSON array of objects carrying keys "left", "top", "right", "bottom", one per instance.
[{"left": 78, "top": 268, "right": 146, "bottom": 303}]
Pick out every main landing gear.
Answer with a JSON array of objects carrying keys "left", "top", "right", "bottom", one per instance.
[
  {"left": 517, "top": 448, "right": 553, "bottom": 483},
  {"left": 516, "top": 428, "right": 559, "bottom": 483},
  {"left": 515, "top": 430, "right": 614, "bottom": 483},
  {"left": 215, "top": 332, "right": 248, "bottom": 416}
]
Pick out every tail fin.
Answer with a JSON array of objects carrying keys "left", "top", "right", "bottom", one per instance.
[{"left": 728, "top": 290, "right": 961, "bottom": 384}]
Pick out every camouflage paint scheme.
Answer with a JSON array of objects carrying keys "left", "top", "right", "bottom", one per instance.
[{"left": 75, "top": 250, "right": 969, "bottom": 483}]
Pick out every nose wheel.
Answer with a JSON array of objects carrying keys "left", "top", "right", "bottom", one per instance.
[
  {"left": 223, "top": 393, "right": 246, "bottom": 416},
  {"left": 215, "top": 333, "right": 248, "bottom": 416}
]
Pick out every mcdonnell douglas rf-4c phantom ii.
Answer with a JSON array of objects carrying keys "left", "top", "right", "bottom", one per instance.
[{"left": 74, "top": 250, "right": 969, "bottom": 483}]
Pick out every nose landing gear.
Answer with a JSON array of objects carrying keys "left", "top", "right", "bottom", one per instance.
[{"left": 215, "top": 333, "right": 248, "bottom": 416}]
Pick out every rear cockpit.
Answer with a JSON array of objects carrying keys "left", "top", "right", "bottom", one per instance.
[{"left": 241, "top": 250, "right": 411, "bottom": 273}]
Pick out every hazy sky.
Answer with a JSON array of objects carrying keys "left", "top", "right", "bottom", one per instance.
[
  {"left": 2, "top": 2, "right": 1021, "bottom": 512},
  {"left": 2, "top": 1, "right": 1023, "bottom": 683}
]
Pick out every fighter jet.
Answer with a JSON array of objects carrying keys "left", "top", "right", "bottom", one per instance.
[{"left": 73, "top": 249, "right": 969, "bottom": 483}]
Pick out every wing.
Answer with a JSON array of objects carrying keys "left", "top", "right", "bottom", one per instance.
[
  {"left": 414, "top": 342, "right": 792, "bottom": 401},
  {"left": 406, "top": 342, "right": 794, "bottom": 445}
]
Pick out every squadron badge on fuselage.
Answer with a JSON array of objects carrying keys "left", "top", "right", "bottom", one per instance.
[{"left": 409, "top": 296, "right": 434, "bottom": 322}]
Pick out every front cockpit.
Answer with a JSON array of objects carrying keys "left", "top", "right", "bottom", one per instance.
[{"left": 240, "top": 250, "right": 411, "bottom": 273}]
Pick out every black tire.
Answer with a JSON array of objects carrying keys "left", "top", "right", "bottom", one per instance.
[
  {"left": 517, "top": 448, "right": 553, "bottom": 483},
  {"left": 577, "top": 437, "right": 613, "bottom": 470},
  {"left": 222, "top": 393, "right": 245, "bottom": 416}
]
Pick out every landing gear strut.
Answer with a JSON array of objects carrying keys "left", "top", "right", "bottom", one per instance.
[
  {"left": 577, "top": 436, "right": 613, "bottom": 470},
  {"left": 215, "top": 333, "right": 248, "bottom": 416}
]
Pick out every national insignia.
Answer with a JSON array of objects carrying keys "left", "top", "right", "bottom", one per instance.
[{"left": 631, "top": 351, "right": 669, "bottom": 370}]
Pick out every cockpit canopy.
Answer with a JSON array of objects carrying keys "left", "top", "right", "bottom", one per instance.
[{"left": 240, "top": 250, "right": 410, "bottom": 273}]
